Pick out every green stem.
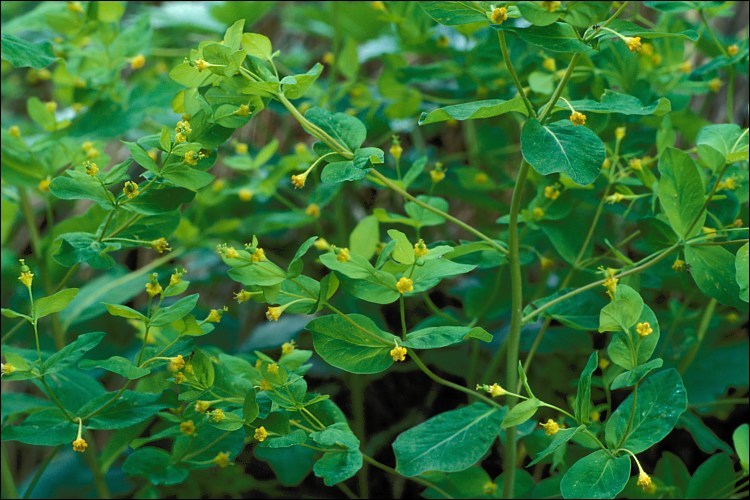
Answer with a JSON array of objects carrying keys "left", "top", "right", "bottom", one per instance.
[
  {"left": 538, "top": 53, "right": 581, "bottom": 123},
  {"left": 497, "top": 31, "right": 536, "bottom": 118},
  {"left": 348, "top": 374, "right": 369, "bottom": 498},
  {"left": 678, "top": 298, "right": 717, "bottom": 374},
  {"left": 399, "top": 296, "right": 407, "bottom": 340},
  {"left": 361, "top": 454, "right": 453, "bottom": 499},
  {"left": 685, "top": 162, "right": 729, "bottom": 237},
  {"left": 1, "top": 443, "right": 18, "bottom": 499}
]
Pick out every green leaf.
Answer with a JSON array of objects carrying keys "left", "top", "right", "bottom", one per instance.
[
  {"left": 305, "top": 107, "right": 366, "bottom": 152},
  {"left": 287, "top": 236, "right": 318, "bottom": 278},
  {"left": 387, "top": 229, "right": 415, "bottom": 265},
  {"left": 43, "top": 331, "right": 107, "bottom": 375},
  {"left": 1, "top": 33, "right": 57, "bottom": 68},
  {"left": 418, "top": 96, "right": 528, "bottom": 125},
  {"left": 349, "top": 215, "right": 379, "bottom": 260},
  {"left": 418, "top": 2, "right": 488, "bottom": 25},
  {"left": 605, "top": 369, "right": 687, "bottom": 453},
  {"left": 606, "top": 303, "right": 660, "bottom": 370},
  {"left": 254, "top": 445, "right": 315, "bottom": 486},
  {"left": 563, "top": 91, "right": 671, "bottom": 116},
  {"left": 599, "top": 284, "right": 644, "bottom": 333},
  {"left": 404, "top": 195, "right": 449, "bottom": 227},
  {"left": 104, "top": 303, "right": 147, "bottom": 321},
  {"left": 524, "top": 289, "right": 606, "bottom": 331},
  {"left": 228, "top": 260, "right": 287, "bottom": 287},
  {"left": 1, "top": 308, "right": 30, "bottom": 321},
  {"left": 161, "top": 166, "right": 215, "bottom": 191},
  {"left": 494, "top": 23, "right": 594, "bottom": 53},
  {"left": 243, "top": 390, "right": 259, "bottom": 424},
  {"left": 1, "top": 410, "right": 77, "bottom": 446},
  {"left": 33, "top": 288, "right": 78, "bottom": 319},
  {"left": 320, "top": 160, "right": 366, "bottom": 183},
  {"left": 50, "top": 170, "right": 115, "bottom": 209},
  {"left": 79, "top": 356, "right": 151, "bottom": 380},
  {"left": 605, "top": 19, "right": 699, "bottom": 40},
  {"left": 696, "top": 124, "right": 748, "bottom": 171},
  {"left": 53, "top": 232, "right": 121, "bottom": 269},
  {"left": 82, "top": 391, "right": 166, "bottom": 430},
  {"left": 574, "top": 352, "right": 598, "bottom": 425},
  {"left": 123, "top": 141, "right": 159, "bottom": 174},
  {"left": 686, "top": 454, "right": 736, "bottom": 498},
  {"left": 528, "top": 426, "right": 584, "bottom": 467},
  {"left": 685, "top": 245, "right": 744, "bottom": 308},
  {"left": 657, "top": 147, "right": 705, "bottom": 238},
  {"left": 307, "top": 314, "right": 398, "bottom": 374},
  {"left": 502, "top": 398, "right": 542, "bottom": 428},
  {"left": 610, "top": 358, "right": 663, "bottom": 390},
  {"left": 518, "top": 1, "right": 560, "bottom": 26},
  {"left": 393, "top": 402, "right": 504, "bottom": 476},
  {"left": 150, "top": 294, "right": 199, "bottom": 327},
  {"left": 560, "top": 450, "right": 631, "bottom": 499},
  {"left": 310, "top": 423, "right": 362, "bottom": 486},
  {"left": 733, "top": 424, "right": 749, "bottom": 474},
  {"left": 403, "top": 326, "right": 492, "bottom": 349},
  {"left": 242, "top": 33, "right": 273, "bottom": 59},
  {"left": 281, "top": 63, "right": 324, "bottom": 100},
  {"left": 736, "top": 243, "right": 749, "bottom": 303},
  {"left": 678, "top": 411, "right": 733, "bottom": 455},
  {"left": 521, "top": 119, "right": 605, "bottom": 186},
  {"left": 123, "top": 447, "right": 189, "bottom": 486},
  {"left": 352, "top": 147, "right": 384, "bottom": 170}
]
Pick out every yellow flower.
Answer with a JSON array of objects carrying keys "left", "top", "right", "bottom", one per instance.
[
  {"left": 605, "top": 193, "right": 625, "bottom": 204},
  {"left": 733, "top": 218, "right": 744, "bottom": 228},
  {"left": 18, "top": 259, "right": 34, "bottom": 289},
  {"left": 259, "top": 380, "right": 272, "bottom": 391},
  {"left": 314, "top": 238, "right": 331, "bottom": 251},
  {"left": 291, "top": 171, "right": 309, "bottom": 189},
  {"left": 544, "top": 185, "right": 560, "bottom": 200},
  {"left": 541, "top": 1, "right": 561, "bottom": 12},
  {"left": 266, "top": 306, "right": 282, "bottom": 322},
  {"left": 250, "top": 247, "right": 266, "bottom": 262},
  {"left": 1, "top": 363, "right": 16, "bottom": 377},
  {"left": 532, "top": 207, "right": 545, "bottom": 219},
  {"left": 702, "top": 226, "right": 717, "bottom": 238},
  {"left": 598, "top": 357, "right": 610, "bottom": 370},
  {"left": 254, "top": 426, "right": 268, "bottom": 442},
  {"left": 371, "top": 1, "right": 387, "bottom": 11},
  {"left": 474, "top": 172, "right": 489, "bottom": 184},
  {"left": 542, "top": 57, "right": 556, "bottom": 72},
  {"left": 184, "top": 150, "right": 199, "bottom": 166},
  {"left": 236, "top": 104, "right": 251, "bottom": 116},
  {"left": 282, "top": 341, "right": 296, "bottom": 355},
  {"left": 672, "top": 259, "right": 685, "bottom": 272},
  {"left": 235, "top": 143, "right": 248, "bottom": 155},
  {"left": 727, "top": 44, "right": 739, "bottom": 56},
  {"left": 175, "top": 132, "right": 187, "bottom": 144},
  {"left": 123, "top": 180, "right": 139, "bottom": 199},
  {"left": 717, "top": 177, "right": 737, "bottom": 191},
  {"left": 602, "top": 158, "right": 611, "bottom": 169},
  {"left": 625, "top": 36, "right": 642, "bottom": 52},
  {"left": 45, "top": 101, "right": 57, "bottom": 114},
  {"left": 679, "top": 61, "right": 692, "bottom": 73},
  {"left": 336, "top": 247, "right": 351, "bottom": 263},
  {"left": 168, "top": 355, "right": 185, "bottom": 372},
  {"left": 210, "top": 409, "right": 225, "bottom": 423},
  {"left": 629, "top": 158, "right": 643, "bottom": 171},
  {"left": 390, "top": 135, "right": 403, "bottom": 161},
  {"left": 305, "top": 203, "right": 321, "bottom": 217},
  {"left": 540, "top": 256, "right": 554, "bottom": 271},
  {"left": 234, "top": 289, "right": 253, "bottom": 304},
  {"left": 180, "top": 420, "right": 195, "bottom": 436},
  {"left": 615, "top": 127, "right": 626, "bottom": 140},
  {"left": 38, "top": 178, "right": 51, "bottom": 192},
  {"left": 9, "top": 125, "right": 21, "bottom": 138},
  {"left": 206, "top": 308, "right": 225, "bottom": 323},
  {"left": 436, "top": 35, "right": 450, "bottom": 49},
  {"left": 195, "top": 400, "right": 211, "bottom": 413},
  {"left": 84, "top": 161, "right": 99, "bottom": 176},
  {"left": 570, "top": 111, "right": 587, "bottom": 126},
  {"left": 130, "top": 54, "right": 146, "bottom": 70},
  {"left": 482, "top": 481, "right": 497, "bottom": 495},
  {"left": 173, "top": 372, "right": 186, "bottom": 384},
  {"left": 397, "top": 276, "right": 413, "bottom": 294},
  {"left": 213, "top": 451, "right": 231, "bottom": 468},
  {"left": 224, "top": 246, "right": 240, "bottom": 259},
  {"left": 490, "top": 7, "right": 508, "bottom": 24},
  {"left": 603, "top": 274, "right": 618, "bottom": 299},
  {"left": 591, "top": 410, "right": 601, "bottom": 422},
  {"left": 541, "top": 419, "right": 560, "bottom": 436},
  {"left": 67, "top": 1, "right": 84, "bottom": 13},
  {"left": 195, "top": 58, "right": 210, "bottom": 72},
  {"left": 86, "top": 147, "right": 100, "bottom": 160},
  {"left": 390, "top": 345, "right": 407, "bottom": 362},
  {"left": 414, "top": 239, "right": 429, "bottom": 258},
  {"left": 640, "top": 43, "right": 654, "bottom": 56},
  {"left": 72, "top": 437, "right": 88, "bottom": 453},
  {"left": 637, "top": 471, "right": 652, "bottom": 491},
  {"left": 151, "top": 237, "right": 171, "bottom": 254},
  {"left": 238, "top": 188, "right": 253, "bottom": 202},
  {"left": 322, "top": 52, "right": 335, "bottom": 65},
  {"left": 145, "top": 281, "right": 163, "bottom": 298},
  {"left": 430, "top": 169, "right": 445, "bottom": 183},
  {"left": 708, "top": 78, "right": 723, "bottom": 93},
  {"left": 267, "top": 363, "right": 279, "bottom": 375},
  {"left": 636, "top": 322, "right": 653, "bottom": 337}
]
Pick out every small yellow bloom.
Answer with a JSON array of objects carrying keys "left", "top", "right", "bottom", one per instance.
[
  {"left": 625, "top": 36, "right": 642, "bottom": 53},
  {"left": 1, "top": 363, "right": 16, "bottom": 377},
  {"left": 390, "top": 135, "right": 403, "bottom": 161},
  {"left": 371, "top": 1, "right": 386, "bottom": 11},
  {"left": 544, "top": 185, "right": 560, "bottom": 200},
  {"left": 490, "top": 7, "right": 508, "bottom": 24},
  {"left": 67, "top": 1, "right": 84, "bottom": 13},
  {"left": 266, "top": 306, "right": 282, "bottom": 322},
  {"left": 206, "top": 308, "right": 224, "bottom": 323},
  {"left": 602, "top": 158, "right": 611, "bottom": 169},
  {"left": 282, "top": 341, "right": 296, "bottom": 355},
  {"left": 637, "top": 471, "right": 652, "bottom": 491},
  {"left": 18, "top": 262, "right": 34, "bottom": 289},
  {"left": 430, "top": 169, "right": 445, "bottom": 183},
  {"left": 615, "top": 127, "right": 626, "bottom": 140},
  {"left": 717, "top": 177, "right": 737, "bottom": 191},
  {"left": 532, "top": 207, "right": 545, "bottom": 219},
  {"left": 540, "top": 1, "right": 561, "bottom": 12},
  {"left": 570, "top": 111, "right": 587, "bottom": 126},
  {"left": 72, "top": 437, "right": 88, "bottom": 453},
  {"left": 629, "top": 158, "right": 643, "bottom": 171},
  {"left": 130, "top": 54, "right": 146, "bottom": 70},
  {"left": 396, "top": 276, "right": 413, "bottom": 294},
  {"left": 474, "top": 172, "right": 489, "bottom": 184},
  {"left": 38, "top": 178, "right": 51, "bottom": 192},
  {"left": 636, "top": 322, "right": 653, "bottom": 337},
  {"left": 435, "top": 35, "right": 450, "bottom": 49},
  {"left": 708, "top": 78, "right": 723, "bottom": 93},
  {"left": 225, "top": 246, "right": 240, "bottom": 259},
  {"left": 591, "top": 410, "right": 601, "bottom": 422},
  {"left": 540, "top": 256, "right": 554, "bottom": 271},
  {"left": 305, "top": 203, "right": 321, "bottom": 217},
  {"left": 194, "top": 58, "right": 210, "bottom": 72},
  {"left": 180, "top": 420, "right": 195, "bottom": 436},
  {"left": 45, "top": 101, "right": 57, "bottom": 114},
  {"left": 168, "top": 355, "right": 185, "bottom": 373},
  {"left": 414, "top": 239, "right": 429, "bottom": 258},
  {"left": 236, "top": 104, "right": 251, "bottom": 116},
  {"left": 145, "top": 281, "right": 163, "bottom": 298},
  {"left": 213, "top": 451, "right": 231, "bottom": 468},
  {"left": 322, "top": 52, "right": 335, "bottom": 65},
  {"left": 175, "top": 132, "right": 187, "bottom": 144},
  {"left": 123, "top": 180, "right": 139, "bottom": 199},
  {"left": 733, "top": 218, "right": 744, "bottom": 228},
  {"left": 234, "top": 289, "right": 253, "bottom": 304},
  {"left": 541, "top": 419, "right": 560, "bottom": 436},
  {"left": 173, "top": 372, "right": 186, "bottom": 384},
  {"left": 291, "top": 171, "right": 309, "bottom": 189},
  {"left": 390, "top": 345, "right": 407, "bottom": 362},
  {"left": 640, "top": 43, "right": 654, "bottom": 57},
  {"left": 603, "top": 274, "right": 618, "bottom": 299},
  {"left": 702, "top": 226, "right": 717, "bottom": 238},
  {"left": 605, "top": 193, "right": 625, "bottom": 204},
  {"left": 250, "top": 247, "right": 266, "bottom": 262},
  {"left": 672, "top": 259, "right": 685, "bottom": 272},
  {"left": 234, "top": 143, "right": 248, "bottom": 155},
  {"left": 259, "top": 379, "right": 272, "bottom": 391},
  {"left": 9, "top": 125, "right": 21, "bottom": 138},
  {"left": 84, "top": 161, "right": 99, "bottom": 176},
  {"left": 314, "top": 238, "right": 331, "bottom": 251},
  {"left": 184, "top": 150, "right": 199, "bottom": 166},
  {"left": 488, "top": 383, "right": 506, "bottom": 397},
  {"left": 254, "top": 426, "right": 268, "bottom": 442},
  {"left": 727, "top": 44, "right": 739, "bottom": 57},
  {"left": 265, "top": 363, "right": 279, "bottom": 376},
  {"left": 169, "top": 268, "right": 185, "bottom": 286},
  {"left": 210, "top": 409, "right": 225, "bottom": 423},
  {"left": 195, "top": 400, "right": 211, "bottom": 413},
  {"left": 482, "top": 481, "right": 497, "bottom": 495},
  {"left": 336, "top": 247, "right": 351, "bottom": 263},
  {"left": 238, "top": 188, "right": 253, "bottom": 202},
  {"left": 151, "top": 237, "right": 171, "bottom": 254},
  {"left": 542, "top": 57, "right": 556, "bottom": 72},
  {"left": 679, "top": 61, "right": 692, "bottom": 73},
  {"left": 598, "top": 357, "right": 610, "bottom": 370}
]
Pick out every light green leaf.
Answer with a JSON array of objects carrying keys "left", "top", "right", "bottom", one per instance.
[
  {"left": 150, "top": 294, "right": 199, "bottom": 327},
  {"left": 79, "top": 357, "right": 151, "bottom": 380},
  {"left": 696, "top": 124, "right": 749, "bottom": 171},
  {"left": 685, "top": 245, "right": 744, "bottom": 308},
  {"left": 610, "top": 358, "right": 663, "bottom": 390},
  {"left": 281, "top": 63, "right": 324, "bottom": 100},
  {"left": 686, "top": 454, "right": 736, "bottom": 498},
  {"left": 560, "top": 450, "right": 631, "bottom": 499},
  {"left": 310, "top": 423, "right": 362, "bottom": 486},
  {"left": 607, "top": 303, "right": 660, "bottom": 370},
  {"left": 563, "top": 91, "right": 671, "bottom": 116},
  {"left": 1, "top": 33, "right": 57, "bottom": 68},
  {"left": 494, "top": 23, "right": 594, "bottom": 53},
  {"left": 123, "top": 447, "right": 189, "bottom": 485},
  {"left": 44, "top": 332, "right": 107, "bottom": 375},
  {"left": 387, "top": 229, "right": 415, "bottom": 265},
  {"left": 528, "top": 426, "right": 584, "bottom": 467},
  {"left": 305, "top": 107, "right": 366, "bottom": 152},
  {"left": 242, "top": 33, "right": 273, "bottom": 59},
  {"left": 518, "top": 1, "right": 560, "bottom": 26},
  {"left": 599, "top": 284, "right": 644, "bottom": 333},
  {"left": 403, "top": 326, "right": 492, "bottom": 349},
  {"left": 502, "top": 398, "right": 542, "bottom": 428},
  {"left": 574, "top": 352, "right": 598, "bottom": 425},
  {"left": 33, "top": 288, "right": 78, "bottom": 319},
  {"left": 736, "top": 243, "right": 749, "bottom": 303},
  {"left": 103, "top": 303, "right": 146, "bottom": 321},
  {"left": 418, "top": 2, "right": 488, "bottom": 25},
  {"left": 418, "top": 96, "right": 528, "bottom": 125},
  {"left": 657, "top": 147, "right": 705, "bottom": 238},
  {"left": 733, "top": 424, "right": 749, "bottom": 474},
  {"left": 349, "top": 215, "right": 379, "bottom": 260},
  {"left": 521, "top": 119, "right": 605, "bottom": 186}
]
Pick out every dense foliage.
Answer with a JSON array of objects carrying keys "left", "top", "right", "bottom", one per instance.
[{"left": 1, "top": 1, "right": 748, "bottom": 499}]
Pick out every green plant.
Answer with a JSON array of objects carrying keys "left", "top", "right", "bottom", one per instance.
[{"left": 1, "top": 2, "right": 748, "bottom": 499}]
